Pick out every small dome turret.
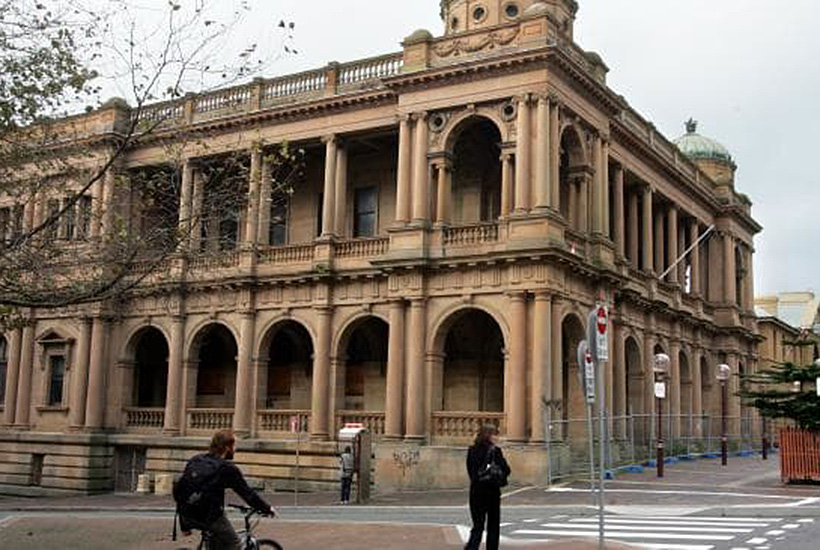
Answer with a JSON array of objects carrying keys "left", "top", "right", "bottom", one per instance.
[{"left": 674, "top": 119, "right": 733, "bottom": 165}]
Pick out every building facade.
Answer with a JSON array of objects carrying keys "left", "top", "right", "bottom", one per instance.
[{"left": 0, "top": 0, "right": 762, "bottom": 495}]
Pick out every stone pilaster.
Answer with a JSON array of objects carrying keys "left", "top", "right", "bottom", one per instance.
[
  {"left": 668, "top": 205, "right": 679, "bottom": 283},
  {"left": 68, "top": 318, "right": 92, "bottom": 430},
  {"left": 234, "top": 310, "right": 256, "bottom": 437},
  {"left": 84, "top": 317, "right": 109, "bottom": 430},
  {"left": 613, "top": 165, "right": 625, "bottom": 259},
  {"left": 321, "top": 136, "right": 338, "bottom": 238},
  {"left": 405, "top": 299, "right": 427, "bottom": 441},
  {"left": 395, "top": 116, "right": 412, "bottom": 225},
  {"left": 163, "top": 315, "right": 186, "bottom": 434},
  {"left": 514, "top": 96, "right": 531, "bottom": 213},
  {"left": 384, "top": 300, "right": 406, "bottom": 440},
  {"left": 2, "top": 328, "right": 22, "bottom": 427},
  {"left": 642, "top": 186, "right": 654, "bottom": 274},
  {"left": 534, "top": 96, "right": 551, "bottom": 210},
  {"left": 530, "top": 292, "right": 552, "bottom": 443},
  {"left": 334, "top": 142, "right": 348, "bottom": 236},
  {"left": 311, "top": 306, "right": 333, "bottom": 440},
  {"left": 411, "top": 113, "right": 429, "bottom": 224},
  {"left": 14, "top": 323, "right": 35, "bottom": 429},
  {"left": 507, "top": 292, "right": 527, "bottom": 443}
]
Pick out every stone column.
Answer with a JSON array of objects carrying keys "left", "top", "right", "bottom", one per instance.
[
  {"left": 745, "top": 247, "right": 755, "bottom": 313},
  {"left": 654, "top": 205, "right": 665, "bottom": 277},
  {"left": 163, "top": 315, "right": 185, "bottom": 434},
  {"left": 234, "top": 311, "right": 256, "bottom": 437},
  {"left": 395, "top": 116, "right": 412, "bottom": 224},
  {"left": 2, "top": 329, "right": 22, "bottom": 426},
  {"left": 534, "top": 96, "right": 551, "bottom": 210},
  {"left": 321, "top": 136, "right": 338, "bottom": 238},
  {"left": 723, "top": 232, "right": 736, "bottom": 305},
  {"left": 678, "top": 222, "right": 687, "bottom": 287},
  {"left": 190, "top": 169, "right": 205, "bottom": 252},
  {"left": 334, "top": 143, "right": 348, "bottom": 236},
  {"left": 14, "top": 324, "right": 36, "bottom": 428},
  {"left": 405, "top": 299, "right": 427, "bottom": 441},
  {"left": 508, "top": 292, "right": 527, "bottom": 443},
  {"left": 689, "top": 222, "right": 701, "bottom": 295},
  {"left": 613, "top": 323, "right": 627, "bottom": 438},
  {"left": 550, "top": 298, "right": 563, "bottom": 439},
  {"left": 613, "top": 165, "right": 625, "bottom": 259},
  {"left": 568, "top": 180, "right": 578, "bottom": 229},
  {"left": 311, "top": 307, "right": 333, "bottom": 439},
  {"left": 101, "top": 167, "right": 118, "bottom": 237},
  {"left": 434, "top": 159, "right": 452, "bottom": 225},
  {"left": 602, "top": 139, "right": 611, "bottom": 236},
  {"left": 642, "top": 186, "right": 654, "bottom": 273},
  {"left": 578, "top": 176, "right": 589, "bottom": 232},
  {"left": 691, "top": 346, "right": 703, "bottom": 437},
  {"left": 514, "top": 96, "right": 531, "bottom": 213},
  {"left": 531, "top": 292, "right": 552, "bottom": 443},
  {"left": 384, "top": 300, "right": 406, "bottom": 440},
  {"left": 627, "top": 189, "right": 639, "bottom": 267},
  {"left": 500, "top": 152, "right": 513, "bottom": 218},
  {"left": 668, "top": 205, "right": 679, "bottom": 284},
  {"left": 257, "top": 156, "right": 272, "bottom": 246},
  {"left": 68, "top": 318, "right": 92, "bottom": 430},
  {"left": 84, "top": 317, "right": 109, "bottom": 430},
  {"left": 592, "top": 137, "right": 604, "bottom": 234},
  {"left": 549, "top": 100, "right": 561, "bottom": 209},
  {"left": 244, "top": 149, "right": 263, "bottom": 246},
  {"left": 411, "top": 113, "right": 429, "bottom": 223},
  {"left": 669, "top": 339, "right": 681, "bottom": 437},
  {"left": 178, "top": 160, "right": 194, "bottom": 248},
  {"left": 643, "top": 327, "right": 656, "bottom": 419}
]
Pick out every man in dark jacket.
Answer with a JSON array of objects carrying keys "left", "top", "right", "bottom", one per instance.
[{"left": 179, "top": 430, "right": 274, "bottom": 550}]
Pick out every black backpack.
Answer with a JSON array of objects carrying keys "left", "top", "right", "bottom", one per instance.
[
  {"left": 477, "top": 446, "right": 508, "bottom": 488},
  {"left": 173, "top": 454, "right": 224, "bottom": 531}
]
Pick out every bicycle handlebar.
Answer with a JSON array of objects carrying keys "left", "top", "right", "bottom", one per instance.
[{"left": 228, "top": 503, "right": 275, "bottom": 518}]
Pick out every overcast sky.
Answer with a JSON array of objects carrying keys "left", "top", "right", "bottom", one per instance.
[{"left": 116, "top": 0, "right": 820, "bottom": 296}]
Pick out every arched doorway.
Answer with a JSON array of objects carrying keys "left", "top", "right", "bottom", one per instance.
[
  {"left": 338, "top": 317, "right": 389, "bottom": 414},
  {"left": 561, "top": 314, "right": 586, "bottom": 443},
  {"left": 262, "top": 321, "right": 313, "bottom": 411},
  {"left": 680, "top": 351, "right": 692, "bottom": 436},
  {"left": 130, "top": 327, "right": 169, "bottom": 408},
  {"left": 559, "top": 127, "right": 588, "bottom": 230},
  {"left": 625, "top": 336, "right": 646, "bottom": 443},
  {"left": 190, "top": 324, "right": 238, "bottom": 409},
  {"left": 450, "top": 118, "right": 502, "bottom": 223}
]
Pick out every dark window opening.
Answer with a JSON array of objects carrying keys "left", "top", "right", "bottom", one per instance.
[
  {"left": 354, "top": 187, "right": 378, "bottom": 238},
  {"left": 48, "top": 355, "right": 66, "bottom": 406},
  {"left": 30, "top": 454, "right": 44, "bottom": 486},
  {"left": 269, "top": 193, "right": 289, "bottom": 246}
]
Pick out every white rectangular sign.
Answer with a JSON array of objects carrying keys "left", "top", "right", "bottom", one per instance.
[
  {"left": 594, "top": 305, "right": 609, "bottom": 363},
  {"left": 654, "top": 382, "right": 666, "bottom": 399},
  {"left": 585, "top": 356, "right": 596, "bottom": 403}
]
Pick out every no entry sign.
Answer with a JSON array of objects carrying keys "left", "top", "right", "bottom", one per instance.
[{"left": 595, "top": 305, "right": 609, "bottom": 362}]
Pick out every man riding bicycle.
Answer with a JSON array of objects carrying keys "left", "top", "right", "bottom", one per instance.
[{"left": 175, "top": 430, "right": 275, "bottom": 550}]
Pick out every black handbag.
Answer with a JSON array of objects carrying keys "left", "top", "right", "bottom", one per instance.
[{"left": 477, "top": 447, "right": 508, "bottom": 488}]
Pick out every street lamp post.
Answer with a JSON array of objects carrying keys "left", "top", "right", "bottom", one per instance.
[
  {"left": 653, "top": 353, "right": 671, "bottom": 478},
  {"left": 717, "top": 364, "right": 731, "bottom": 466}
]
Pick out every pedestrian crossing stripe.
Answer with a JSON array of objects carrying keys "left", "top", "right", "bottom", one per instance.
[
  {"left": 513, "top": 529, "right": 736, "bottom": 541},
  {"left": 541, "top": 522, "right": 756, "bottom": 533}
]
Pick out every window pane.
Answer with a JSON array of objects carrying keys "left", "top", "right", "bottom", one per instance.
[
  {"left": 269, "top": 197, "right": 288, "bottom": 246},
  {"left": 354, "top": 187, "right": 378, "bottom": 238},
  {"left": 48, "top": 355, "right": 66, "bottom": 406}
]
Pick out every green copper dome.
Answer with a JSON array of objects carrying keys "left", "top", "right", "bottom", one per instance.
[{"left": 674, "top": 119, "right": 733, "bottom": 164}]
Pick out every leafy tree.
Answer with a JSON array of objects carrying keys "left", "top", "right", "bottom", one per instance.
[{"left": 740, "top": 359, "right": 820, "bottom": 432}]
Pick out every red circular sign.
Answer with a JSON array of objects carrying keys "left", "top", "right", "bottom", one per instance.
[{"left": 596, "top": 307, "right": 607, "bottom": 334}]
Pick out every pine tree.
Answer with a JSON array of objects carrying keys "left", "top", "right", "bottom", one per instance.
[{"left": 740, "top": 358, "right": 820, "bottom": 432}]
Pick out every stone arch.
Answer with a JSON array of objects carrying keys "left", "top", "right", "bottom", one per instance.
[
  {"left": 559, "top": 123, "right": 590, "bottom": 228},
  {"left": 679, "top": 348, "right": 693, "bottom": 434},
  {"left": 560, "top": 312, "right": 587, "bottom": 442},
  {"left": 187, "top": 323, "right": 238, "bottom": 409},
  {"left": 442, "top": 111, "right": 508, "bottom": 152},
  {"left": 122, "top": 326, "right": 169, "bottom": 408},
  {"left": 429, "top": 301, "right": 511, "bottom": 357},
  {"left": 431, "top": 307, "right": 506, "bottom": 415},
  {"left": 446, "top": 116, "right": 503, "bottom": 223},
  {"left": 335, "top": 315, "right": 389, "bottom": 414},
  {"left": 185, "top": 317, "right": 240, "bottom": 361},
  {"left": 258, "top": 319, "right": 314, "bottom": 411}
]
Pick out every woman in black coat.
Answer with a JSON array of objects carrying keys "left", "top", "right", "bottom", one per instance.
[{"left": 464, "top": 424, "right": 511, "bottom": 550}]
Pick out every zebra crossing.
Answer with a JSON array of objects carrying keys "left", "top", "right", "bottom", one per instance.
[{"left": 495, "top": 514, "right": 815, "bottom": 549}]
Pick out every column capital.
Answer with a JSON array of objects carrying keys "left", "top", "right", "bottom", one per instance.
[
  {"left": 321, "top": 134, "right": 337, "bottom": 145},
  {"left": 515, "top": 93, "right": 532, "bottom": 105},
  {"left": 409, "top": 298, "right": 427, "bottom": 308},
  {"left": 429, "top": 151, "right": 454, "bottom": 169},
  {"left": 313, "top": 305, "right": 334, "bottom": 316},
  {"left": 411, "top": 111, "right": 428, "bottom": 122},
  {"left": 397, "top": 113, "right": 412, "bottom": 124},
  {"left": 505, "top": 290, "right": 528, "bottom": 302},
  {"left": 533, "top": 290, "right": 554, "bottom": 301}
]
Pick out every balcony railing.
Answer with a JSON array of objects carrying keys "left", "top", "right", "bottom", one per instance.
[
  {"left": 432, "top": 411, "right": 506, "bottom": 439},
  {"left": 257, "top": 409, "right": 310, "bottom": 433},
  {"left": 338, "top": 54, "right": 403, "bottom": 86},
  {"left": 442, "top": 223, "right": 499, "bottom": 247},
  {"left": 123, "top": 407, "right": 165, "bottom": 429},
  {"left": 257, "top": 243, "right": 315, "bottom": 265},
  {"left": 335, "top": 411, "right": 386, "bottom": 436},
  {"left": 187, "top": 408, "right": 233, "bottom": 431},
  {"left": 335, "top": 237, "right": 389, "bottom": 259},
  {"left": 188, "top": 250, "right": 241, "bottom": 271}
]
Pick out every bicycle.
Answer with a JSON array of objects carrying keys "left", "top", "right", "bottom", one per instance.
[{"left": 195, "top": 504, "right": 283, "bottom": 550}]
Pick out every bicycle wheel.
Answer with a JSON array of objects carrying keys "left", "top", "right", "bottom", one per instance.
[{"left": 255, "top": 539, "right": 283, "bottom": 550}]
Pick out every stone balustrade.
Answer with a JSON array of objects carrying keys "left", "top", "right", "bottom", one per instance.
[
  {"left": 442, "top": 223, "right": 499, "bottom": 247},
  {"left": 257, "top": 243, "right": 315, "bottom": 265},
  {"left": 123, "top": 407, "right": 165, "bottom": 429},
  {"left": 335, "top": 411, "right": 386, "bottom": 436},
  {"left": 338, "top": 54, "right": 403, "bottom": 86},
  {"left": 432, "top": 411, "right": 506, "bottom": 439},
  {"left": 257, "top": 409, "right": 311, "bottom": 433},
  {"left": 334, "top": 237, "right": 389, "bottom": 259},
  {"left": 188, "top": 251, "right": 241, "bottom": 271},
  {"left": 187, "top": 409, "right": 233, "bottom": 431}
]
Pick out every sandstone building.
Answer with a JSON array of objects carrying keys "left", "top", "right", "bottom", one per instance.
[{"left": 0, "top": 0, "right": 761, "bottom": 495}]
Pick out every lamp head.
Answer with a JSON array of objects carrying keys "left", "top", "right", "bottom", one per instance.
[
  {"left": 717, "top": 363, "right": 731, "bottom": 381},
  {"left": 653, "top": 353, "right": 671, "bottom": 375}
]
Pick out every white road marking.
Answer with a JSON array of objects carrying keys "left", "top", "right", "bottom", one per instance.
[
  {"left": 764, "top": 530, "right": 784, "bottom": 536},
  {"left": 797, "top": 518, "right": 814, "bottom": 523},
  {"left": 782, "top": 523, "right": 800, "bottom": 529},
  {"left": 539, "top": 523, "right": 753, "bottom": 534},
  {"left": 546, "top": 487, "right": 796, "bottom": 500},
  {"left": 605, "top": 516, "right": 781, "bottom": 522},
  {"left": 521, "top": 518, "right": 539, "bottom": 523},
  {"left": 745, "top": 538, "right": 767, "bottom": 545},
  {"left": 630, "top": 545, "right": 715, "bottom": 550},
  {"left": 791, "top": 497, "right": 820, "bottom": 507},
  {"left": 569, "top": 518, "right": 770, "bottom": 528},
  {"left": 513, "top": 529, "right": 735, "bottom": 541},
  {"left": 500, "top": 522, "right": 513, "bottom": 527}
]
